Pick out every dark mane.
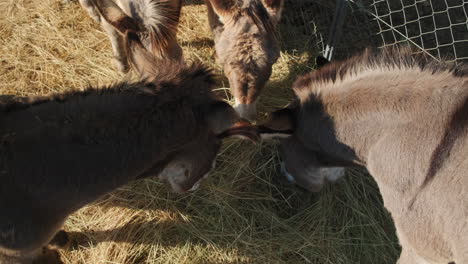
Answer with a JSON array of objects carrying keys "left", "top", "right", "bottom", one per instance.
[
  {"left": 0, "top": 62, "right": 216, "bottom": 113},
  {"left": 293, "top": 46, "right": 467, "bottom": 91},
  {"left": 232, "top": 0, "right": 277, "bottom": 37}
]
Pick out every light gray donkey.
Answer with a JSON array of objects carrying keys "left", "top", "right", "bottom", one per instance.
[
  {"left": 79, "top": 0, "right": 183, "bottom": 74},
  {"left": 0, "top": 31, "right": 258, "bottom": 264},
  {"left": 204, "top": 0, "right": 284, "bottom": 120},
  {"left": 259, "top": 47, "right": 467, "bottom": 264}
]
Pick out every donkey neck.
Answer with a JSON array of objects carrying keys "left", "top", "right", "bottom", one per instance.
[
  {"left": 0, "top": 89, "right": 201, "bottom": 209},
  {"left": 296, "top": 68, "right": 466, "bottom": 167}
]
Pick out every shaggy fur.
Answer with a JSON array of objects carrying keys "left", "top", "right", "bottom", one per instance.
[
  {"left": 260, "top": 47, "right": 468, "bottom": 264},
  {"left": 204, "top": 0, "right": 284, "bottom": 120},
  {"left": 0, "top": 61, "right": 258, "bottom": 264},
  {"left": 79, "top": 0, "right": 183, "bottom": 73}
]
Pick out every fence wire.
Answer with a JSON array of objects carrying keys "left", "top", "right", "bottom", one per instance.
[
  {"left": 358, "top": 0, "right": 468, "bottom": 64},
  {"left": 280, "top": 0, "right": 378, "bottom": 62},
  {"left": 281, "top": 0, "right": 468, "bottom": 65}
]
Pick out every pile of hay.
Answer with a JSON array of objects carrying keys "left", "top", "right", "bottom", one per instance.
[{"left": 0, "top": 0, "right": 399, "bottom": 263}]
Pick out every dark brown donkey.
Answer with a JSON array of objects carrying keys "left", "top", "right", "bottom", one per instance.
[
  {"left": 204, "top": 0, "right": 284, "bottom": 120},
  {"left": 0, "top": 38, "right": 258, "bottom": 264},
  {"left": 259, "top": 47, "right": 468, "bottom": 264}
]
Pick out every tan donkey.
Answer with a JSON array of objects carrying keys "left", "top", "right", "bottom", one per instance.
[
  {"left": 0, "top": 32, "right": 258, "bottom": 264},
  {"left": 204, "top": 0, "right": 284, "bottom": 120},
  {"left": 79, "top": 0, "right": 183, "bottom": 74},
  {"left": 259, "top": 47, "right": 467, "bottom": 264}
]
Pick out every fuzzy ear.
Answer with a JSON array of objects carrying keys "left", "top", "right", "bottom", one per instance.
[
  {"left": 207, "top": 101, "right": 260, "bottom": 142},
  {"left": 205, "top": 0, "right": 234, "bottom": 22},
  {"left": 125, "top": 32, "right": 160, "bottom": 78},
  {"left": 257, "top": 107, "right": 296, "bottom": 139},
  {"left": 261, "top": 0, "right": 284, "bottom": 23},
  {"left": 92, "top": 0, "right": 140, "bottom": 34}
]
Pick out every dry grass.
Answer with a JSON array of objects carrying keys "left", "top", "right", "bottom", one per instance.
[{"left": 0, "top": 0, "right": 399, "bottom": 263}]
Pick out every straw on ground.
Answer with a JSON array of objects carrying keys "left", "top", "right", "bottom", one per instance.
[{"left": 0, "top": 1, "right": 399, "bottom": 263}]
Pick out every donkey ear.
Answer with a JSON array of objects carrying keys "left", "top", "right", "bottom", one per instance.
[
  {"left": 205, "top": 0, "right": 234, "bottom": 21},
  {"left": 257, "top": 107, "right": 295, "bottom": 139},
  {"left": 93, "top": 0, "right": 140, "bottom": 34},
  {"left": 207, "top": 101, "right": 260, "bottom": 142},
  {"left": 262, "top": 0, "right": 285, "bottom": 22},
  {"left": 125, "top": 32, "right": 159, "bottom": 78}
]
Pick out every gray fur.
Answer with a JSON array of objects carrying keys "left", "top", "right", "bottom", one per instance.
[{"left": 261, "top": 47, "right": 468, "bottom": 264}]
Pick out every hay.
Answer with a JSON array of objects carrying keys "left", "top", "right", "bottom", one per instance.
[{"left": 0, "top": 0, "right": 399, "bottom": 263}]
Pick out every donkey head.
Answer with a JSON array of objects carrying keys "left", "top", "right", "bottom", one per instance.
[
  {"left": 207, "top": 0, "right": 284, "bottom": 120},
  {"left": 159, "top": 101, "right": 259, "bottom": 193},
  {"left": 92, "top": 0, "right": 183, "bottom": 75},
  {"left": 257, "top": 103, "right": 345, "bottom": 192}
]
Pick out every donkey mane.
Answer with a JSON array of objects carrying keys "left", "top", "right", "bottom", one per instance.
[
  {"left": 293, "top": 47, "right": 467, "bottom": 96},
  {"left": 0, "top": 62, "right": 215, "bottom": 113}
]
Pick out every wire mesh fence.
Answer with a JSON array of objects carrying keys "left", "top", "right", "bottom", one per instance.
[
  {"left": 360, "top": 0, "right": 468, "bottom": 64},
  {"left": 281, "top": 0, "right": 468, "bottom": 65}
]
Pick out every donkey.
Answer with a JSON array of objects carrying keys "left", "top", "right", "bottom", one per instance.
[
  {"left": 79, "top": 0, "right": 183, "bottom": 74},
  {"left": 204, "top": 0, "right": 284, "bottom": 120},
  {"left": 258, "top": 47, "right": 468, "bottom": 264},
  {"left": 0, "top": 33, "right": 258, "bottom": 263}
]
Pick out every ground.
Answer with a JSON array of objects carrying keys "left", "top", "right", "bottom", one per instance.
[{"left": 0, "top": 0, "right": 399, "bottom": 263}]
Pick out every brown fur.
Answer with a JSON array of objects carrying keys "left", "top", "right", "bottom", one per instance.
[
  {"left": 204, "top": 0, "right": 284, "bottom": 120},
  {"left": 79, "top": 0, "right": 183, "bottom": 73},
  {"left": 260, "top": 47, "right": 468, "bottom": 264}
]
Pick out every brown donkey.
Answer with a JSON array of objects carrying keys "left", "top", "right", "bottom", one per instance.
[
  {"left": 204, "top": 0, "right": 284, "bottom": 120},
  {"left": 79, "top": 0, "right": 183, "bottom": 74},
  {"left": 259, "top": 47, "right": 468, "bottom": 264},
  {"left": 0, "top": 35, "right": 258, "bottom": 264}
]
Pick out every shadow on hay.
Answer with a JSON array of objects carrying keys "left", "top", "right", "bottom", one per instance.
[
  {"left": 180, "top": 37, "right": 215, "bottom": 49},
  {"left": 63, "top": 146, "right": 325, "bottom": 250},
  {"left": 59, "top": 136, "right": 398, "bottom": 263},
  {"left": 184, "top": 0, "right": 204, "bottom": 6},
  {"left": 64, "top": 166, "right": 399, "bottom": 263}
]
